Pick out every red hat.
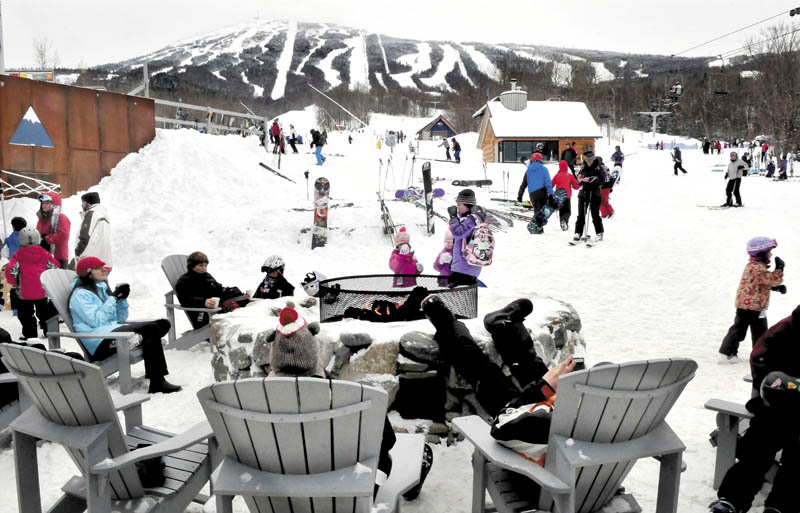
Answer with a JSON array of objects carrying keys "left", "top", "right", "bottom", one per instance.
[
  {"left": 531, "top": 153, "right": 543, "bottom": 161},
  {"left": 76, "top": 256, "right": 110, "bottom": 277},
  {"left": 277, "top": 307, "right": 307, "bottom": 336}
]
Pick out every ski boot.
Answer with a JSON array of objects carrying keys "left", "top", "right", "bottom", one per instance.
[
  {"left": 569, "top": 233, "right": 582, "bottom": 246},
  {"left": 719, "top": 201, "right": 732, "bottom": 208},
  {"left": 708, "top": 499, "right": 738, "bottom": 513},
  {"left": 560, "top": 219, "right": 568, "bottom": 231},
  {"left": 484, "top": 298, "right": 533, "bottom": 325}
]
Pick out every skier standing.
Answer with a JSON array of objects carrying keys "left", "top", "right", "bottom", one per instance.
[
  {"left": 570, "top": 151, "right": 605, "bottom": 244},
  {"left": 551, "top": 160, "right": 579, "bottom": 231},
  {"left": 560, "top": 142, "right": 578, "bottom": 176},
  {"left": 36, "top": 192, "right": 71, "bottom": 269},
  {"left": 610, "top": 146, "right": 625, "bottom": 168},
  {"left": 288, "top": 125, "right": 299, "bottom": 153},
  {"left": 718, "top": 237, "right": 784, "bottom": 363},
  {"left": 439, "top": 138, "right": 451, "bottom": 160},
  {"left": 516, "top": 153, "right": 554, "bottom": 233},
  {"left": 672, "top": 146, "right": 688, "bottom": 175},
  {"left": 722, "top": 151, "right": 746, "bottom": 207}
]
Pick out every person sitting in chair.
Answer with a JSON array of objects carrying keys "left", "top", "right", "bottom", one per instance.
[
  {"left": 175, "top": 251, "right": 248, "bottom": 328},
  {"left": 69, "top": 256, "right": 180, "bottom": 394}
]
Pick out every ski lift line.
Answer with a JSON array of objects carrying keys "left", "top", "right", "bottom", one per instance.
[
  {"left": 307, "top": 81, "right": 375, "bottom": 135},
  {"left": 712, "top": 26, "right": 800, "bottom": 61},
  {"left": 671, "top": 9, "right": 791, "bottom": 57}
]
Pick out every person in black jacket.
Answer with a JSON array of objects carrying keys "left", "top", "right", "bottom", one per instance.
[
  {"left": 311, "top": 129, "right": 326, "bottom": 165},
  {"left": 571, "top": 151, "right": 605, "bottom": 243},
  {"left": 672, "top": 146, "right": 688, "bottom": 175},
  {"left": 253, "top": 255, "right": 295, "bottom": 299},
  {"left": 175, "top": 252, "right": 246, "bottom": 329},
  {"left": 560, "top": 142, "right": 578, "bottom": 176},
  {"left": 452, "top": 137, "right": 462, "bottom": 163}
]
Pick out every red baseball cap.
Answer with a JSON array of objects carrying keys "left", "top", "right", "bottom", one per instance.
[{"left": 76, "top": 256, "right": 111, "bottom": 277}]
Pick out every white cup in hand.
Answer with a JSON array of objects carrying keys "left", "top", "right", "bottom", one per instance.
[{"left": 208, "top": 297, "right": 220, "bottom": 308}]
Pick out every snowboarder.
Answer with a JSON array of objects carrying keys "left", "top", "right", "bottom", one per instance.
[
  {"left": 253, "top": 255, "right": 295, "bottom": 299},
  {"left": 74, "top": 192, "right": 112, "bottom": 268},
  {"left": 560, "top": 142, "right": 578, "bottom": 176},
  {"left": 571, "top": 151, "right": 605, "bottom": 243},
  {"left": 551, "top": 160, "right": 579, "bottom": 231},
  {"left": 389, "top": 227, "right": 423, "bottom": 288},
  {"left": 439, "top": 138, "right": 451, "bottom": 160},
  {"left": 718, "top": 237, "right": 785, "bottom": 363},
  {"left": 452, "top": 137, "right": 461, "bottom": 163},
  {"left": 5, "top": 228, "right": 59, "bottom": 339},
  {"left": 516, "top": 153, "right": 555, "bottom": 233},
  {"left": 672, "top": 146, "right": 687, "bottom": 175},
  {"left": 610, "top": 145, "right": 624, "bottom": 168},
  {"left": 446, "top": 189, "right": 486, "bottom": 286},
  {"left": 175, "top": 251, "right": 249, "bottom": 328},
  {"left": 722, "top": 151, "right": 747, "bottom": 207},
  {"left": 36, "top": 192, "right": 71, "bottom": 269},
  {"left": 433, "top": 229, "right": 454, "bottom": 286}
]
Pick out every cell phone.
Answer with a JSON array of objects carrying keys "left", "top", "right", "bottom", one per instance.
[{"left": 573, "top": 357, "right": 586, "bottom": 371}]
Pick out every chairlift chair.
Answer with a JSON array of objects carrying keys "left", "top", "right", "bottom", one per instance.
[{"left": 708, "top": 55, "right": 729, "bottom": 95}]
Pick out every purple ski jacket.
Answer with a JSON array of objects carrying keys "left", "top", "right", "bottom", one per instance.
[{"left": 449, "top": 211, "right": 485, "bottom": 277}]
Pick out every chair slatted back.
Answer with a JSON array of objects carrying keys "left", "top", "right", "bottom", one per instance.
[
  {"left": 0, "top": 343, "right": 144, "bottom": 499},
  {"left": 198, "top": 377, "right": 388, "bottom": 513},
  {"left": 40, "top": 269, "right": 79, "bottom": 332},
  {"left": 161, "top": 255, "right": 188, "bottom": 291},
  {"left": 542, "top": 358, "right": 696, "bottom": 513}
]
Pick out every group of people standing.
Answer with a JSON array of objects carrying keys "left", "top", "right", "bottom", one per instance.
[{"left": 438, "top": 137, "right": 462, "bottom": 163}]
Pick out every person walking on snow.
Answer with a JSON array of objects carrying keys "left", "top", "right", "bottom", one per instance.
[
  {"left": 389, "top": 227, "right": 423, "bottom": 288},
  {"left": 672, "top": 146, "right": 687, "bottom": 175},
  {"left": 288, "top": 125, "right": 299, "bottom": 154},
  {"left": 517, "top": 153, "right": 555, "bottom": 233},
  {"left": 610, "top": 145, "right": 624, "bottom": 168},
  {"left": 722, "top": 151, "right": 747, "bottom": 207},
  {"left": 571, "top": 151, "right": 605, "bottom": 244},
  {"left": 447, "top": 189, "right": 486, "bottom": 286},
  {"left": 439, "top": 138, "right": 451, "bottom": 160},
  {"left": 36, "top": 192, "right": 70, "bottom": 269},
  {"left": 74, "top": 192, "right": 112, "bottom": 268},
  {"left": 311, "top": 129, "right": 326, "bottom": 165},
  {"left": 551, "top": 160, "right": 579, "bottom": 231},
  {"left": 718, "top": 237, "right": 785, "bottom": 363},
  {"left": 452, "top": 138, "right": 461, "bottom": 163}
]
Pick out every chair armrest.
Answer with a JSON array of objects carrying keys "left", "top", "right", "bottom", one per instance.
[
  {"left": 91, "top": 421, "right": 213, "bottom": 474},
  {"left": 11, "top": 407, "right": 113, "bottom": 450},
  {"left": 0, "top": 372, "right": 18, "bottom": 385},
  {"left": 452, "top": 415, "right": 571, "bottom": 493},
  {"left": 164, "top": 303, "right": 222, "bottom": 313},
  {"left": 704, "top": 399, "right": 753, "bottom": 420},
  {"left": 112, "top": 393, "right": 149, "bottom": 412},
  {"left": 45, "top": 331, "right": 138, "bottom": 340}
]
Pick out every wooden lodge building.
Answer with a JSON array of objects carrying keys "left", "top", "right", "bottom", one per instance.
[
  {"left": 473, "top": 82, "right": 602, "bottom": 163},
  {"left": 416, "top": 114, "right": 458, "bottom": 141}
]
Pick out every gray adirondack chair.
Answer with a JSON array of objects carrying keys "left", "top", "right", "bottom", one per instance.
[
  {"left": 41, "top": 268, "right": 144, "bottom": 395},
  {"left": 161, "top": 254, "right": 220, "bottom": 350},
  {"left": 0, "top": 342, "right": 215, "bottom": 513},
  {"left": 0, "top": 371, "right": 26, "bottom": 431},
  {"left": 453, "top": 358, "right": 697, "bottom": 513},
  {"left": 198, "top": 377, "right": 425, "bottom": 513}
]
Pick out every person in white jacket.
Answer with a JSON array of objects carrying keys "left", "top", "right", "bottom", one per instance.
[
  {"left": 722, "top": 151, "right": 747, "bottom": 207},
  {"left": 74, "top": 192, "right": 112, "bottom": 267}
]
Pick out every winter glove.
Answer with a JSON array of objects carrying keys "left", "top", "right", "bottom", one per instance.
[
  {"left": 399, "top": 244, "right": 411, "bottom": 255},
  {"left": 775, "top": 256, "right": 785, "bottom": 271},
  {"left": 439, "top": 252, "right": 453, "bottom": 265},
  {"left": 447, "top": 206, "right": 458, "bottom": 219},
  {"left": 547, "top": 195, "right": 557, "bottom": 208},
  {"left": 112, "top": 283, "right": 130, "bottom": 300},
  {"left": 771, "top": 285, "right": 787, "bottom": 294},
  {"left": 416, "top": 262, "right": 424, "bottom": 273}
]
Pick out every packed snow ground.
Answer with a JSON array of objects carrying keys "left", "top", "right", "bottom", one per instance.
[{"left": 0, "top": 108, "right": 798, "bottom": 513}]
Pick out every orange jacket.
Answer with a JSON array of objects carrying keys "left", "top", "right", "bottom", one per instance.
[{"left": 735, "top": 258, "right": 783, "bottom": 311}]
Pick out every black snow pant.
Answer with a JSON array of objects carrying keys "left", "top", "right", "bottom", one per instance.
[
  {"left": 289, "top": 138, "right": 298, "bottom": 153},
  {"left": 91, "top": 320, "right": 171, "bottom": 379},
  {"left": 17, "top": 298, "right": 56, "bottom": 339},
  {"left": 725, "top": 178, "right": 742, "bottom": 205},
  {"left": 448, "top": 272, "right": 478, "bottom": 287},
  {"left": 673, "top": 162, "right": 687, "bottom": 174},
  {"left": 559, "top": 196, "right": 572, "bottom": 226},
  {"left": 719, "top": 308, "right": 767, "bottom": 357},
  {"left": 445, "top": 148, "right": 451, "bottom": 160},
  {"left": 717, "top": 407, "right": 800, "bottom": 513},
  {"left": 574, "top": 192, "right": 603, "bottom": 237}
]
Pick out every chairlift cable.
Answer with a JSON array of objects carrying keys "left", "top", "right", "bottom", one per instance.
[{"left": 671, "top": 10, "right": 791, "bottom": 57}]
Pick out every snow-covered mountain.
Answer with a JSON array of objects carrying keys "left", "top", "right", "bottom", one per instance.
[{"left": 94, "top": 19, "right": 675, "bottom": 102}]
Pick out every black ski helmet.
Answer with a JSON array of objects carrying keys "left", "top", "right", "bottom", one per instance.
[{"left": 760, "top": 371, "right": 800, "bottom": 410}]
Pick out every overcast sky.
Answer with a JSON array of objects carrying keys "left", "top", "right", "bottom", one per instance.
[{"left": 3, "top": 0, "right": 799, "bottom": 68}]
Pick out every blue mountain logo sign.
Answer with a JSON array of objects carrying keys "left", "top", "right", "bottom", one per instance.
[{"left": 9, "top": 106, "right": 54, "bottom": 148}]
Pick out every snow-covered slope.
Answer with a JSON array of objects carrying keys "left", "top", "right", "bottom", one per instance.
[{"left": 2, "top": 111, "right": 796, "bottom": 513}]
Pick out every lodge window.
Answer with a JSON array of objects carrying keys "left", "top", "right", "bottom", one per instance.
[{"left": 498, "top": 140, "right": 560, "bottom": 162}]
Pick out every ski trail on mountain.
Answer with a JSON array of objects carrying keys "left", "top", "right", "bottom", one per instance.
[{"left": 271, "top": 21, "right": 297, "bottom": 100}]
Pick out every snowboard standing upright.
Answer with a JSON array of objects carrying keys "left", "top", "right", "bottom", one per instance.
[
  {"left": 311, "top": 177, "right": 330, "bottom": 249},
  {"left": 422, "top": 162, "right": 435, "bottom": 235}
]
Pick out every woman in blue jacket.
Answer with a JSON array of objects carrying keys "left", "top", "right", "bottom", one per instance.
[{"left": 69, "top": 256, "right": 181, "bottom": 394}]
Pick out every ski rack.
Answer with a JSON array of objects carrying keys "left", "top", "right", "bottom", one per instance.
[{"left": 377, "top": 191, "right": 397, "bottom": 245}]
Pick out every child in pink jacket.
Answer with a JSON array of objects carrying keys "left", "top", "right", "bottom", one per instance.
[
  {"left": 389, "top": 227, "right": 423, "bottom": 287},
  {"left": 433, "top": 229, "right": 454, "bottom": 286},
  {"left": 6, "top": 228, "right": 59, "bottom": 339}
]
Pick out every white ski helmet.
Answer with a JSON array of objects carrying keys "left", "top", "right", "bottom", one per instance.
[
  {"left": 19, "top": 227, "right": 41, "bottom": 247},
  {"left": 302, "top": 271, "right": 327, "bottom": 297},
  {"left": 261, "top": 255, "right": 285, "bottom": 273}
]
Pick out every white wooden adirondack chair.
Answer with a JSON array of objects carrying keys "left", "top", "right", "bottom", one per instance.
[
  {"left": 0, "top": 371, "right": 26, "bottom": 431},
  {"left": 453, "top": 358, "right": 697, "bottom": 513},
  {"left": 161, "top": 254, "right": 220, "bottom": 350},
  {"left": 41, "top": 268, "right": 144, "bottom": 395},
  {"left": 198, "top": 377, "right": 425, "bottom": 513},
  {"left": 0, "top": 343, "right": 215, "bottom": 513}
]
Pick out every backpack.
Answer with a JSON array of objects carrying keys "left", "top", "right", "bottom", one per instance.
[{"left": 463, "top": 218, "right": 494, "bottom": 267}]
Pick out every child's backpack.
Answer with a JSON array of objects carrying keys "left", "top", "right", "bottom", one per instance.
[{"left": 463, "top": 220, "right": 494, "bottom": 267}]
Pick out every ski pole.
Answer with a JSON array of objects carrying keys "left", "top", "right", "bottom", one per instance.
[
  {"left": 304, "top": 171, "right": 310, "bottom": 200},
  {"left": 582, "top": 190, "right": 591, "bottom": 240}
]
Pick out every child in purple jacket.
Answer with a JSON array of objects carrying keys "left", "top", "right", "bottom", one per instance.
[
  {"left": 389, "top": 227, "right": 423, "bottom": 287},
  {"left": 433, "top": 229, "right": 454, "bottom": 286}
]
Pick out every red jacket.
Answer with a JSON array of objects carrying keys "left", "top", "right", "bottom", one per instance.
[
  {"left": 36, "top": 191, "right": 71, "bottom": 262},
  {"left": 6, "top": 245, "right": 60, "bottom": 300},
  {"left": 551, "top": 161, "right": 579, "bottom": 198}
]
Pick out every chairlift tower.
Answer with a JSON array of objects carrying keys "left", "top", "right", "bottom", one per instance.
[{"left": 636, "top": 112, "right": 671, "bottom": 136}]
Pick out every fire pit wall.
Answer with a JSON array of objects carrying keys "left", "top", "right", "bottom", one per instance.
[{"left": 209, "top": 292, "right": 586, "bottom": 440}]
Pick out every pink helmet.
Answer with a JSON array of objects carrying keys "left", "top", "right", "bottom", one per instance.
[{"left": 747, "top": 236, "right": 777, "bottom": 256}]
